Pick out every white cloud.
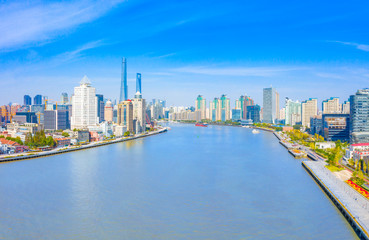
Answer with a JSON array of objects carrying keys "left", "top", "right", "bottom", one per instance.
[
  {"left": 0, "top": 0, "right": 124, "bottom": 51},
  {"left": 334, "top": 41, "right": 369, "bottom": 52}
]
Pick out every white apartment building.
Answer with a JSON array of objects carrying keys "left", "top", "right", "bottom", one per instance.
[{"left": 71, "top": 76, "right": 98, "bottom": 130}]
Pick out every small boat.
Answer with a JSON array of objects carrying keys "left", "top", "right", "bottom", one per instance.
[
  {"left": 252, "top": 129, "right": 260, "bottom": 134},
  {"left": 195, "top": 123, "right": 208, "bottom": 127}
]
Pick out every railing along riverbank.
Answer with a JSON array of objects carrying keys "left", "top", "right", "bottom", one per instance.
[
  {"left": 0, "top": 128, "right": 168, "bottom": 163},
  {"left": 303, "top": 160, "right": 369, "bottom": 240}
]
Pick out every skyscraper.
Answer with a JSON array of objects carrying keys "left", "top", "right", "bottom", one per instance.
[
  {"left": 220, "top": 94, "right": 230, "bottom": 121},
  {"left": 195, "top": 95, "right": 206, "bottom": 120},
  {"left": 350, "top": 89, "right": 369, "bottom": 143},
  {"left": 96, "top": 94, "right": 105, "bottom": 122},
  {"left": 24, "top": 95, "right": 31, "bottom": 106},
  {"left": 34, "top": 95, "right": 42, "bottom": 105},
  {"left": 71, "top": 76, "right": 98, "bottom": 130},
  {"left": 132, "top": 92, "right": 146, "bottom": 133},
  {"left": 120, "top": 57, "right": 128, "bottom": 103},
  {"left": 247, "top": 105, "right": 261, "bottom": 123},
  {"left": 342, "top": 100, "right": 350, "bottom": 114},
  {"left": 136, "top": 73, "right": 142, "bottom": 94},
  {"left": 117, "top": 100, "right": 133, "bottom": 133},
  {"left": 104, "top": 100, "right": 114, "bottom": 122},
  {"left": 301, "top": 98, "right": 318, "bottom": 128},
  {"left": 61, "top": 93, "right": 69, "bottom": 104},
  {"left": 263, "top": 87, "right": 279, "bottom": 124},
  {"left": 236, "top": 95, "right": 254, "bottom": 120},
  {"left": 285, "top": 98, "right": 301, "bottom": 126}
]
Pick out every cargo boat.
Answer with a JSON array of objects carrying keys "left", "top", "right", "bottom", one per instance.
[{"left": 195, "top": 123, "right": 208, "bottom": 127}]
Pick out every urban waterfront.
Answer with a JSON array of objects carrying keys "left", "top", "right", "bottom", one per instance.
[{"left": 0, "top": 124, "right": 358, "bottom": 239}]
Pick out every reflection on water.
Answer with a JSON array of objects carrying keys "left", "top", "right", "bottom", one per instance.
[{"left": 0, "top": 124, "right": 359, "bottom": 239}]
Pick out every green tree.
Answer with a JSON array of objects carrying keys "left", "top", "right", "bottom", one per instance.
[
  {"left": 62, "top": 132, "right": 70, "bottom": 137},
  {"left": 124, "top": 131, "right": 130, "bottom": 137}
]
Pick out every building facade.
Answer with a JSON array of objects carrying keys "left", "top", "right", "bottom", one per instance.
[
  {"left": 322, "top": 97, "right": 341, "bottom": 114},
  {"left": 132, "top": 92, "right": 146, "bottom": 133},
  {"left": 195, "top": 95, "right": 206, "bottom": 121},
  {"left": 263, "top": 87, "right": 279, "bottom": 124},
  {"left": 322, "top": 114, "right": 350, "bottom": 142},
  {"left": 285, "top": 98, "right": 301, "bottom": 126},
  {"left": 24, "top": 95, "right": 32, "bottom": 106},
  {"left": 70, "top": 76, "right": 98, "bottom": 130},
  {"left": 247, "top": 105, "right": 261, "bottom": 123},
  {"left": 301, "top": 98, "right": 317, "bottom": 128},
  {"left": 117, "top": 100, "right": 133, "bottom": 133},
  {"left": 350, "top": 89, "right": 369, "bottom": 144},
  {"left": 104, "top": 100, "right": 114, "bottom": 122}
]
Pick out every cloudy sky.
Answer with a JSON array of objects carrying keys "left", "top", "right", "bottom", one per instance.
[{"left": 1, "top": 0, "right": 369, "bottom": 108}]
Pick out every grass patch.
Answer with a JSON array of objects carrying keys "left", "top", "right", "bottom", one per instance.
[{"left": 326, "top": 165, "right": 344, "bottom": 172}]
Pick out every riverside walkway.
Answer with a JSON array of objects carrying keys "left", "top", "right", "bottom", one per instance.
[
  {"left": 303, "top": 160, "right": 369, "bottom": 239},
  {"left": 0, "top": 128, "right": 168, "bottom": 163}
]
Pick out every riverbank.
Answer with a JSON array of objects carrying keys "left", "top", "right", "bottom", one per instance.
[
  {"left": 0, "top": 128, "right": 168, "bottom": 163},
  {"left": 303, "top": 160, "right": 369, "bottom": 240}
]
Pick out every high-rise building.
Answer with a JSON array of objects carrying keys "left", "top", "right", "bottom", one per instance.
[
  {"left": 342, "top": 100, "right": 350, "bottom": 114},
  {"left": 350, "top": 89, "right": 369, "bottom": 143},
  {"left": 263, "top": 87, "right": 279, "bottom": 124},
  {"left": 322, "top": 97, "right": 341, "bottom": 114},
  {"left": 117, "top": 100, "right": 133, "bottom": 133},
  {"left": 285, "top": 98, "right": 301, "bottom": 126},
  {"left": 61, "top": 93, "right": 69, "bottom": 105},
  {"left": 136, "top": 73, "right": 142, "bottom": 94},
  {"left": 209, "top": 95, "right": 230, "bottom": 122},
  {"left": 34, "top": 95, "right": 42, "bottom": 105},
  {"left": 96, "top": 94, "right": 105, "bottom": 123},
  {"left": 322, "top": 114, "right": 350, "bottom": 142},
  {"left": 231, "top": 109, "right": 241, "bottom": 122},
  {"left": 44, "top": 110, "right": 69, "bottom": 130},
  {"left": 119, "top": 57, "right": 128, "bottom": 103},
  {"left": 247, "top": 105, "right": 261, "bottom": 123},
  {"left": 301, "top": 98, "right": 318, "bottom": 128},
  {"left": 132, "top": 92, "right": 146, "bottom": 133},
  {"left": 70, "top": 76, "right": 98, "bottom": 130},
  {"left": 220, "top": 94, "right": 230, "bottom": 122},
  {"left": 104, "top": 100, "right": 114, "bottom": 122},
  {"left": 279, "top": 107, "right": 286, "bottom": 120},
  {"left": 195, "top": 95, "right": 206, "bottom": 120},
  {"left": 209, "top": 98, "right": 219, "bottom": 121},
  {"left": 24, "top": 95, "right": 32, "bottom": 106},
  {"left": 237, "top": 95, "right": 254, "bottom": 120}
]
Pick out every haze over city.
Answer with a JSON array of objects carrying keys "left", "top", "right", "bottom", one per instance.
[{"left": 1, "top": 0, "right": 369, "bottom": 106}]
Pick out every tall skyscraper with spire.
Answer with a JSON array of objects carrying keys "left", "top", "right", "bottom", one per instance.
[
  {"left": 120, "top": 57, "right": 128, "bottom": 103},
  {"left": 136, "top": 73, "right": 142, "bottom": 94}
]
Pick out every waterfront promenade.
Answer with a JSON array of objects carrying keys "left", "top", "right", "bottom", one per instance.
[
  {"left": 303, "top": 160, "right": 369, "bottom": 239},
  {"left": 0, "top": 127, "right": 167, "bottom": 163}
]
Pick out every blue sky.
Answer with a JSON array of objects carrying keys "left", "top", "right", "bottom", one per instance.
[{"left": 1, "top": 0, "right": 369, "bottom": 108}]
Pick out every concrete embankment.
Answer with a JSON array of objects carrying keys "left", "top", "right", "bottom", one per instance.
[
  {"left": 0, "top": 128, "right": 167, "bottom": 164},
  {"left": 303, "top": 160, "right": 369, "bottom": 240}
]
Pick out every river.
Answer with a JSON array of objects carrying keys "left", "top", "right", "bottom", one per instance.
[{"left": 0, "top": 123, "right": 358, "bottom": 239}]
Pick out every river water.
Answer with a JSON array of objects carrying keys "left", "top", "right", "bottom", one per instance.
[{"left": 0, "top": 123, "right": 358, "bottom": 239}]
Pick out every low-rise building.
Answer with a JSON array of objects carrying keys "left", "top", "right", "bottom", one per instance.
[
  {"left": 315, "top": 142, "right": 336, "bottom": 149},
  {"left": 55, "top": 138, "right": 71, "bottom": 147}
]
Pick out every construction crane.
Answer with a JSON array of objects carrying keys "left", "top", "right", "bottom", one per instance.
[{"left": 44, "top": 99, "right": 61, "bottom": 110}]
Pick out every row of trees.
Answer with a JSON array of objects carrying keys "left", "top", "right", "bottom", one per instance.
[
  {"left": 0, "top": 135, "right": 23, "bottom": 145},
  {"left": 25, "top": 130, "right": 56, "bottom": 148}
]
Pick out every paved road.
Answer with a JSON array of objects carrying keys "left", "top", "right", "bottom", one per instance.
[{"left": 305, "top": 161, "right": 369, "bottom": 235}]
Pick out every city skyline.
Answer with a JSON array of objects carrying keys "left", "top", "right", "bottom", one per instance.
[{"left": 1, "top": 1, "right": 369, "bottom": 106}]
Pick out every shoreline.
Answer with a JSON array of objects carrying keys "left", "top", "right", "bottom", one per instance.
[
  {"left": 0, "top": 128, "right": 168, "bottom": 164},
  {"left": 303, "top": 161, "right": 369, "bottom": 240}
]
